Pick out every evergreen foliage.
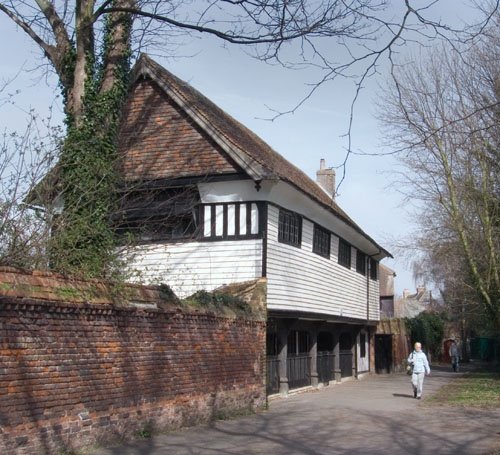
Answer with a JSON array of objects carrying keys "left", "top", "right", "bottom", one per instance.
[
  {"left": 49, "top": 12, "right": 132, "bottom": 278},
  {"left": 405, "top": 312, "right": 445, "bottom": 359}
]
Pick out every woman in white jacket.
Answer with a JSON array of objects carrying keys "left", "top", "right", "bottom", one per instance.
[{"left": 408, "top": 342, "right": 431, "bottom": 399}]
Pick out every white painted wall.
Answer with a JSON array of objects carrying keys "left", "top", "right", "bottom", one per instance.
[
  {"left": 198, "top": 180, "right": 387, "bottom": 260},
  {"left": 126, "top": 240, "right": 263, "bottom": 298},
  {"left": 266, "top": 204, "right": 380, "bottom": 320},
  {"left": 123, "top": 179, "right": 384, "bottom": 312}
]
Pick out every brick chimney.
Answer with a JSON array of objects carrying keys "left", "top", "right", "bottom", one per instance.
[
  {"left": 416, "top": 285, "right": 426, "bottom": 294},
  {"left": 316, "top": 159, "right": 336, "bottom": 199}
]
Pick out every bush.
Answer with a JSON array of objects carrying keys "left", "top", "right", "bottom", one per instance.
[
  {"left": 184, "top": 290, "right": 249, "bottom": 313},
  {"left": 405, "top": 312, "right": 445, "bottom": 359}
]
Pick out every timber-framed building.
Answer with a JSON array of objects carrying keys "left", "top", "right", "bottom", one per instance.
[{"left": 117, "top": 54, "right": 392, "bottom": 395}]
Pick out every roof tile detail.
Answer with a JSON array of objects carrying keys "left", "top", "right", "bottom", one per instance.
[
  {"left": 124, "top": 54, "right": 390, "bottom": 258},
  {"left": 118, "top": 78, "right": 241, "bottom": 181}
]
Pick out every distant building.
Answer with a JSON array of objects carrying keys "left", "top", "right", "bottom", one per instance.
[
  {"left": 375, "top": 265, "right": 411, "bottom": 373},
  {"left": 395, "top": 286, "right": 434, "bottom": 318},
  {"left": 379, "top": 264, "right": 396, "bottom": 318}
]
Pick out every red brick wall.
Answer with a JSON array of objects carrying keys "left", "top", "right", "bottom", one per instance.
[{"left": 0, "top": 298, "right": 266, "bottom": 454}]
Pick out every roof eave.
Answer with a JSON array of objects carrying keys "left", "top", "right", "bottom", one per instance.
[
  {"left": 132, "top": 55, "right": 392, "bottom": 260},
  {"left": 276, "top": 177, "right": 393, "bottom": 260}
]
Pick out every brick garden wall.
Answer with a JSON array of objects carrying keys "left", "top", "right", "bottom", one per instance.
[{"left": 0, "top": 269, "right": 266, "bottom": 454}]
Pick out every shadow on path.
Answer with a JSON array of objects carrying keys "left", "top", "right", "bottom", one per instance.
[{"left": 92, "top": 369, "right": 500, "bottom": 455}]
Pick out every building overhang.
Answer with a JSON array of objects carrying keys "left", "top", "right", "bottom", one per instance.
[{"left": 267, "top": 309, "right": 379, "bottom": 327}]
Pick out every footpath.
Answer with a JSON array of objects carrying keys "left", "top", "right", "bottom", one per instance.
[{"left": 92, "top": 365, "right": 500, "bottom": 455}]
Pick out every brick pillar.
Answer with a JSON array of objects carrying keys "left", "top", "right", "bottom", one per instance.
[
  {"left": 278, "top": 324, "right": 289, "bottom": 396},
  {"left": 309, "top": 327, "right": 318, "bottom": 388},
  {"left": 333, "top": 329, "right": 341, "bottom": 382}
]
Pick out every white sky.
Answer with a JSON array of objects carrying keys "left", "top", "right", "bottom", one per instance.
[{"left": 0, "top": 1, "right": 485, "bottom": 296}]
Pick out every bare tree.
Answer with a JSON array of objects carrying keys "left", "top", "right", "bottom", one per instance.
[
  {"left": 0, "top": 95, "right": 62, "bottom": 269},
  {"left": 379, "top": 11, "right": 500, "bottom": 328},
  {"left": 2, "top": 0, "right": 490, "bottom": 125},
  {"left": 1, "top": 0, "right": 498, "bottom": 277}
]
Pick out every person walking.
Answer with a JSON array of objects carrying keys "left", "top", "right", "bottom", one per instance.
[
  {"left": 407, "top": 342, "right": 431, "bottom": 399},
  {"left": 449, "top": 340, "right": 460, "bottom": 372}
]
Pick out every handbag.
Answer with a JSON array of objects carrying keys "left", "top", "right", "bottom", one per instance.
[{"left": 406, "top": 352, "right": 414, "bottom": 375}]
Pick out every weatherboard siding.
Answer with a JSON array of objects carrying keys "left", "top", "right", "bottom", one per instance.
[
  {"left": 266, "top": 204, "right": 380, "bottom": 320},
  {"left": 127, "top": 240, "right": 263, "bottom": 298}
]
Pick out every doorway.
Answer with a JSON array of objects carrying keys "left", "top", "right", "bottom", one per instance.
[{"left": 375, "top": 334, "right": 393, "bottom": 373}]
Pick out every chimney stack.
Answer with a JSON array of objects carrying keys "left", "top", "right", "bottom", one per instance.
[
  {"left": 316, "top": 159, "right": 336, "bottom": 199},
  {"left": 416, "top": 285, "right": 426, "bottom": 295}
]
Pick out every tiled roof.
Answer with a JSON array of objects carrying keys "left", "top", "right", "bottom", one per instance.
[
  {"left": 379, "top": 264, "right": 395, "bottom": 297},
  {"left": 128, "top": 54, "right": 391, "bottom": 258},
  {"left": 118, "top": 78, "right": 242, "bottom": 181}
]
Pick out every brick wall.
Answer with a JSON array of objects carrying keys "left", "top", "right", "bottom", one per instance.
[{"left": 0, "top": 270, "right": 266, "bottom": 454}]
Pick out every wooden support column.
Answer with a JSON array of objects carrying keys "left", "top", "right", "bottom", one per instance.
[
  {"left": 277, "top": 323, "right": 290, "bottom": 396},
  {"left": 369, "top": 327, "right": 376, "bottom": 373},
  {"left": 332, "top": 329, "right": 341, "bottom": 383},
  {"left": 309, "top": 325, "right": 318, "bottom": 388},
  {"left": 352, "top": 327, "right": 362, "bottom": 378}
]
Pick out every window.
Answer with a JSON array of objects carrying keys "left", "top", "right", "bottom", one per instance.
[
  {"left": 202, "top": 202, "right": 261, "bottom": 240},
  {"left": 380, "top": 297, "right": 394, "bottom": 318},
  {"left": 313, "top": 224, "right": 331, "bottom": 259},
  {"left": 287, "top": 331, "right": 310, "bottom": 355},
  {"left": 114, "top": 186, "right": 200, "bottom": 242},
  {"left": 370, "top": 258, "right": 378, "bottom": 280},
  {"left": 278, "top": 209, "right": 302, "bottom": 247},
  {"left": 338, "top": 238, "right": 351, "bottom": 268},
  {"left": 370, "top": 258, "right": 377, "bottom": 280},
  {"left": 266, "top": 332, "right": 280, "bottom": 356},
  {"left": 356, "top": 250, "right": 367, "bottom": 275}
]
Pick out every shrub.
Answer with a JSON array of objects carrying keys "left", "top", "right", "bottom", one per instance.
[{"left": 405, "top": 312, "right": 445, "bottom": 359}]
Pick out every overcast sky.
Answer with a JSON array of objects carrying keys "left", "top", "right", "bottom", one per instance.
[{"left": 0, "top": 1, "right": 486, "bottom": 296}]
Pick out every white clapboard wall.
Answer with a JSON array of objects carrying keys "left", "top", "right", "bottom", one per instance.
[
  {"left": 126, "top": 239, "right": 263, "bottom": 298},
  {"left": 266, "top": 204, "right": 380, "bottom": 320}
]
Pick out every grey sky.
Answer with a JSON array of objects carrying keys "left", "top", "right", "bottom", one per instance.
[{"left": 0, "top": 1, "right": 485, "bottom": 296}]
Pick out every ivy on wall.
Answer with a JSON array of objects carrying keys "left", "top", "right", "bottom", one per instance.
[{"left": 49, "top": 13, "right": 132, "bottom": 278}]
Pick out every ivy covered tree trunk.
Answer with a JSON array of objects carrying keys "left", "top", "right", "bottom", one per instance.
[{"left": 49, "top": 5, "right": 133, "bottom": 278}]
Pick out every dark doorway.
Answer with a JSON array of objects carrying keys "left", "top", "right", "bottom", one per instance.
[
  {"left": 339, "top": 332, "right": 353, "bottom": 378},
  {"left": 266, "top": 331, "right": 280, "bottom": 395},
  {"left": 318, "top": 331, "right": 334, "bottom": 351},
  {"left": 287, "top": 330, "right": 311, "bottom": 389},
  {"left": 317, "top": 331, "right": 334, "bottom": 383},
  {"left": 375, "top": 334, "right": 393, "bottom": 373}
]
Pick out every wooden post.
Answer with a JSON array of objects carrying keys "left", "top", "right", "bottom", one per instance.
[
  {"left": 278, "top": 323, "right": 289, "bottom": 396},
  {"left": 333, "top": 329, "right": 341, "bottom": 383},
  {"left": 309, "top": 325, "right": 318, "bottom": 388},
  {"left": 352, "top": 327, "right": 362, "bottom": 378}
]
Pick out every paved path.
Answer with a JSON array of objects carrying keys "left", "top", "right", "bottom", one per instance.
[{"left": 92, "top": 366, "right": 500, "bottom": 455}]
